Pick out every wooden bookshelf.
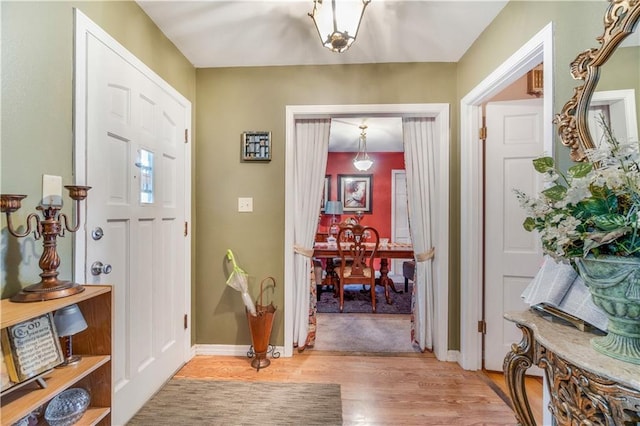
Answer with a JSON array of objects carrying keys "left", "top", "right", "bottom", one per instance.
[{"left": 1, "top": 285, "right": 112, "bottom": 426}]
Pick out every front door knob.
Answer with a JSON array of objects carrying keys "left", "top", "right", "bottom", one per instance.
[{"left": 91, "top": 261, "right": 112, "bottom": 276}]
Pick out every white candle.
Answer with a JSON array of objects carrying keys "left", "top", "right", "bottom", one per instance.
[{"left": 42, "top": 174, "right": 63, "bottom": 206}]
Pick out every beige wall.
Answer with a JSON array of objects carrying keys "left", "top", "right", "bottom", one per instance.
[
  {"left": 0, "top": 2, "right": 196, "bottom": 301},
  {"left": 451, "top": 0, "right": 608, "bottom": 348},
  {"left": 195, "top": 63, "right": 458, "bottom": 345},
  {"left": 2, "top": 0, "right": 629, "bottom": 351},
  {"left": 459, "top": 1, "right": 604, "bottom": 169},
  {"left": 597, "top": 46, "right": 640, "bottom": 129}
]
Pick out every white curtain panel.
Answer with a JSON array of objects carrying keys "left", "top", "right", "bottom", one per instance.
[
  {"left": 292, "top": 119, "right": 331, "bottom": 349},
  {"left": 403, "top": 117, "right": 438, "bottom": 352}
]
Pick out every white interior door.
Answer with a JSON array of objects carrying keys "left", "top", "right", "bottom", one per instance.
[
  {"left": 391, "top": 170, "right": 411, "bottom": 275},
  {"left": 75, "top": 15, "right": 191, "bottom": 424},
  {"left": 484, "top": 99, "right": 544, "bottom": 372}
]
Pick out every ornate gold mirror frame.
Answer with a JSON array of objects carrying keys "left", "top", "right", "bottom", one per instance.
[{"left": 556, "top": 0, "right": 640, "bottom": 162}]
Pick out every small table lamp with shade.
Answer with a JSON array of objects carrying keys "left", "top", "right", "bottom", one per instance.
[
  {"left": 324, "top": 201, "right": 343, "bottom": 237},
  {"left": 53, "top": 304, "right": 88, "bottom": 366}
]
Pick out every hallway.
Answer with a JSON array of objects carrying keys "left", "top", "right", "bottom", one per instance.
[
  {"left": 314, "top": 313, "right": 417, "bottom": 353},
  {"left": 176, "top": 353, "right": 519, "bottom": 425}
]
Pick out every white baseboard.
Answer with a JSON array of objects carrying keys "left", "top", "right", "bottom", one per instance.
[
  {"left": 192, "top": 345, "right": 461, "bottom": 367},
  {"left": 447, "top": 350, "right": 460, "bottom": 364},
  {"left": 195, "top": 344, "right": 288, "bottom": 357}
]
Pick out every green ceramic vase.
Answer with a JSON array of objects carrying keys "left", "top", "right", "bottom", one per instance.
[{"left": 575, "top": 255, "right": 640, "bottom": 364}]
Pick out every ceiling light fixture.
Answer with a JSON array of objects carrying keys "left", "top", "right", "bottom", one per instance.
[
  {"left": 308, "top": 0, "right": 371, "bottom": 53},
  {"left": 353, "top": 124, "right": 373, "bottom": 171}
]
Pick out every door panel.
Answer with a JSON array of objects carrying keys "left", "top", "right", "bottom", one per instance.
[
  {"left": 84, "top": 34, "right": 187, "bottom": 424},
  {"left": 484, "top": 99, "right": 544, "bottom": 372},
  {"left": 392, "top": 170, "right": 411, "bottom": 275}
]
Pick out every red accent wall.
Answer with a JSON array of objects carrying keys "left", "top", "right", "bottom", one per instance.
[{"left": 321, "top": 152, "right": 405, "bottom": 242}]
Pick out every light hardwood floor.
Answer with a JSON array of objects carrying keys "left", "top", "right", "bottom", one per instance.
[
  {"left": 176, "top": 352, "right": 544, "bottom": 425},
  {"left": 484, "top": 370, "right": 545, "bottom": 425}
]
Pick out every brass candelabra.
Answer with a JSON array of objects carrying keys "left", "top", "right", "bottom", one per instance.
[{"left": 1, "top": 186, "right": 91, "bottom": 302}]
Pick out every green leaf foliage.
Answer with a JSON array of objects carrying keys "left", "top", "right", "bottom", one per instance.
[
  {"left": 532, "top": 157, "right": 554, "bottom": 173},
  {"left": 592, "top": 214, "right": 627, "bottom": 231},
  {"left": 523, "top": 217, "right": 536, "bottom": 232},
  {"left": 567, "top": 163, "right": 592, "bottom": 179},
  {"left": 576, "top": 197, "right": 615, "bottom": 217},
  {"left": 541, "top": 185, "right": 567, "bottom": 201}
]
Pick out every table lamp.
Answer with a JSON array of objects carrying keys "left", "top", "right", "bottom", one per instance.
[
  {"left": 324, "top": 201, "right": 343, "bottom": 236},
  {"left": 53, "top": 304, "right": 88, "bottom": 366}
]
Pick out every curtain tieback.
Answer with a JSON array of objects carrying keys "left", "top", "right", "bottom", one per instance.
[
  {"left": 294, "top": 244, "right": 314, "bottom": 258},
  {"left": 416, "top": 247, "right": 435, "bottom": 262}
]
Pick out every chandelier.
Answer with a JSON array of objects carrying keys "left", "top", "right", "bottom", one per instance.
[
  {"left": 308, "top": 0, "right": 371, "bottom": 53},
  {"left": 353, "top": 124, "right": 373, "bottom": 171}
]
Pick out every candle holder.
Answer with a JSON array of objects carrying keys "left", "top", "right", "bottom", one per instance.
[{"left": 1, "top": 185, "right": 91, "bottom": 302}]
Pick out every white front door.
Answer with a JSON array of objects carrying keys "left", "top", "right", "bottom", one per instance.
[
  {"left": 391, "top": 170, "right": 411, "bottom": 275},
  {"left": 484, "top": 99, "right": 544, "bottom": 371},
  {"left": 74, "top": 13, "right": 191, "bottom": 425}
]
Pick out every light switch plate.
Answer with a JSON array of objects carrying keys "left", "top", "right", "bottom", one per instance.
[{"left": 238, "top": 197, "right": 253, "bottom": 212}]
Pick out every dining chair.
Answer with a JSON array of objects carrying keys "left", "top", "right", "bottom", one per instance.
[{"left": 336, "top": 223, "right": 380, "bottom": 313}]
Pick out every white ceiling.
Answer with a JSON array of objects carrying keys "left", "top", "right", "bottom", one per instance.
[{"left": 136, "top": 0, "right": 509, "bottom": 151}]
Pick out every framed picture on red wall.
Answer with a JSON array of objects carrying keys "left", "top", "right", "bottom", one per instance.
[{"left": 338, "top": 174, "right": 372, "bottom": 213}]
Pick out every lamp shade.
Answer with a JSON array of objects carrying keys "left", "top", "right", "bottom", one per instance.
[
  {"left": 325, "top": 201, "right": 343, "bottom": 215},
  {"left": 353, "top": 159, "right": 373, "bottom": 171},
  {"left": 53, "top": 304, "right": 88, "bottom": 337},
  {"left": 309, "top": 0, "right": 370, "bottom": 53}
]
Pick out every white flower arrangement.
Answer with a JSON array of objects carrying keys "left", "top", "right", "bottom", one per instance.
[{"left": 515, "top": 117, "right": 640, "bottom": 262}]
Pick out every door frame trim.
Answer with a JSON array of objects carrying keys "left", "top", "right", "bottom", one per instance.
[
  {"left": 390, "top": 169, "right": 407, "bottom": 276},
  {"left": 284, "top": 103, "right": 450, "bottom": 361},
  {"left": 590, "top": 89, "right": 639, "bottom": 142},
  {"left": 459, "top": 22, "right": 553, "bottom": 370},
  {"left": 72, "top": 8, "right": 193, "bottom": 359}
]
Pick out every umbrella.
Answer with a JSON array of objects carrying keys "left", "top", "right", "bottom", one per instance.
[{"left": 225, "top": 249, "right": 256, "bottom": 316}]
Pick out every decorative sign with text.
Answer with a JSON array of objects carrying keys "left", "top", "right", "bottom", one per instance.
[{"left": 1, "top": 313, "right": 63, "bottom": 383}]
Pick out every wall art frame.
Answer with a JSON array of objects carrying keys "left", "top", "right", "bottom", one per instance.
[
  {"left": 241, "top": 131, "right": 271, "bottom": 161},
  {"left": 338, "top": 174, "right": 372, "bottom": 213}
]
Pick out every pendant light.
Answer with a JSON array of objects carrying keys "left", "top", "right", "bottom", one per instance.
[
  {"left": 353, "top": 124, "right": 373, "bottom": 171},
  {"left": 308, "top": 0, "right": 371, "bottom": 53}
]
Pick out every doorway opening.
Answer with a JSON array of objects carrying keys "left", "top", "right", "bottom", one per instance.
[
  {"left": 284, "top": 103, "right": 450, "bottom": 361},
  {"left": 459, "top": 22, "right": 554, "bottom": 370},
  {"left": 315, "top": 119, "right": 411, "bottom": 352}
]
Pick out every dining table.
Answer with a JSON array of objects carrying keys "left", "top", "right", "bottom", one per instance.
[{"left": 313, "top": 242, "right": 414, "bottom": 305}]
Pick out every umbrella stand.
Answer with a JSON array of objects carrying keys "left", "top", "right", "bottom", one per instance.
[{"left": 246, "top": 277, "right": 280, "bottom": 371}]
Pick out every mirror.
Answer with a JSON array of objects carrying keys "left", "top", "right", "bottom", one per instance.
[{"left": 556, "top": 0, "right": 640, "bottom": 161}]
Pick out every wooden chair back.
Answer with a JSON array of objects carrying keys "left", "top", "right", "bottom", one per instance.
[
  {"left": 336, "top": 224, "right": 380, "bottom": 312},
  {"left": 337, "top": 224, "right": 379, "bottom": 277}
]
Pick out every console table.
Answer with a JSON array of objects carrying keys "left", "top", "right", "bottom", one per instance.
[{"left": 503, "top": 310, "right": 640, "bottom": 425}]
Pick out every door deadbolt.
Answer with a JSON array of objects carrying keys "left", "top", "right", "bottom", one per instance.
[
  {"left": 91, "top": 261, "right": 112, "bottom": 276},
  {"left": 91, "top": 227, "right": 104, "bottom": 241}
]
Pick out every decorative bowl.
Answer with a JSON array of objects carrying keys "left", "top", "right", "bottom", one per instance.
[{"left": 44, "top": 388, "right": 90, "bottom": 426}]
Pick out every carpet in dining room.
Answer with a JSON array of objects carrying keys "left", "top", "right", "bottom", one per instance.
[
  {"left": 317, "top": 282, "right": 412, "bottom": 314},
  {"left": 127, "top": 378, "right": 342, "bottom": 425}
]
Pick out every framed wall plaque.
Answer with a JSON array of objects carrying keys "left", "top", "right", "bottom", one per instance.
[
  {"left": 241, "top": 131, "right": 271, "bottom": 161},
  {"left": 1, "top": 313, "right": 63, "bottom": 383}
]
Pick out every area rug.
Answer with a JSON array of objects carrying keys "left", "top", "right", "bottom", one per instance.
[
  {"left": 317, "top": 283, "right": 412, "bottom": 314},
  {"left": 128, "top": 379, "right": 342, "bottom": 426},
  {"left": 314, "top": 313, "right": 420, "bottom": 353}
]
